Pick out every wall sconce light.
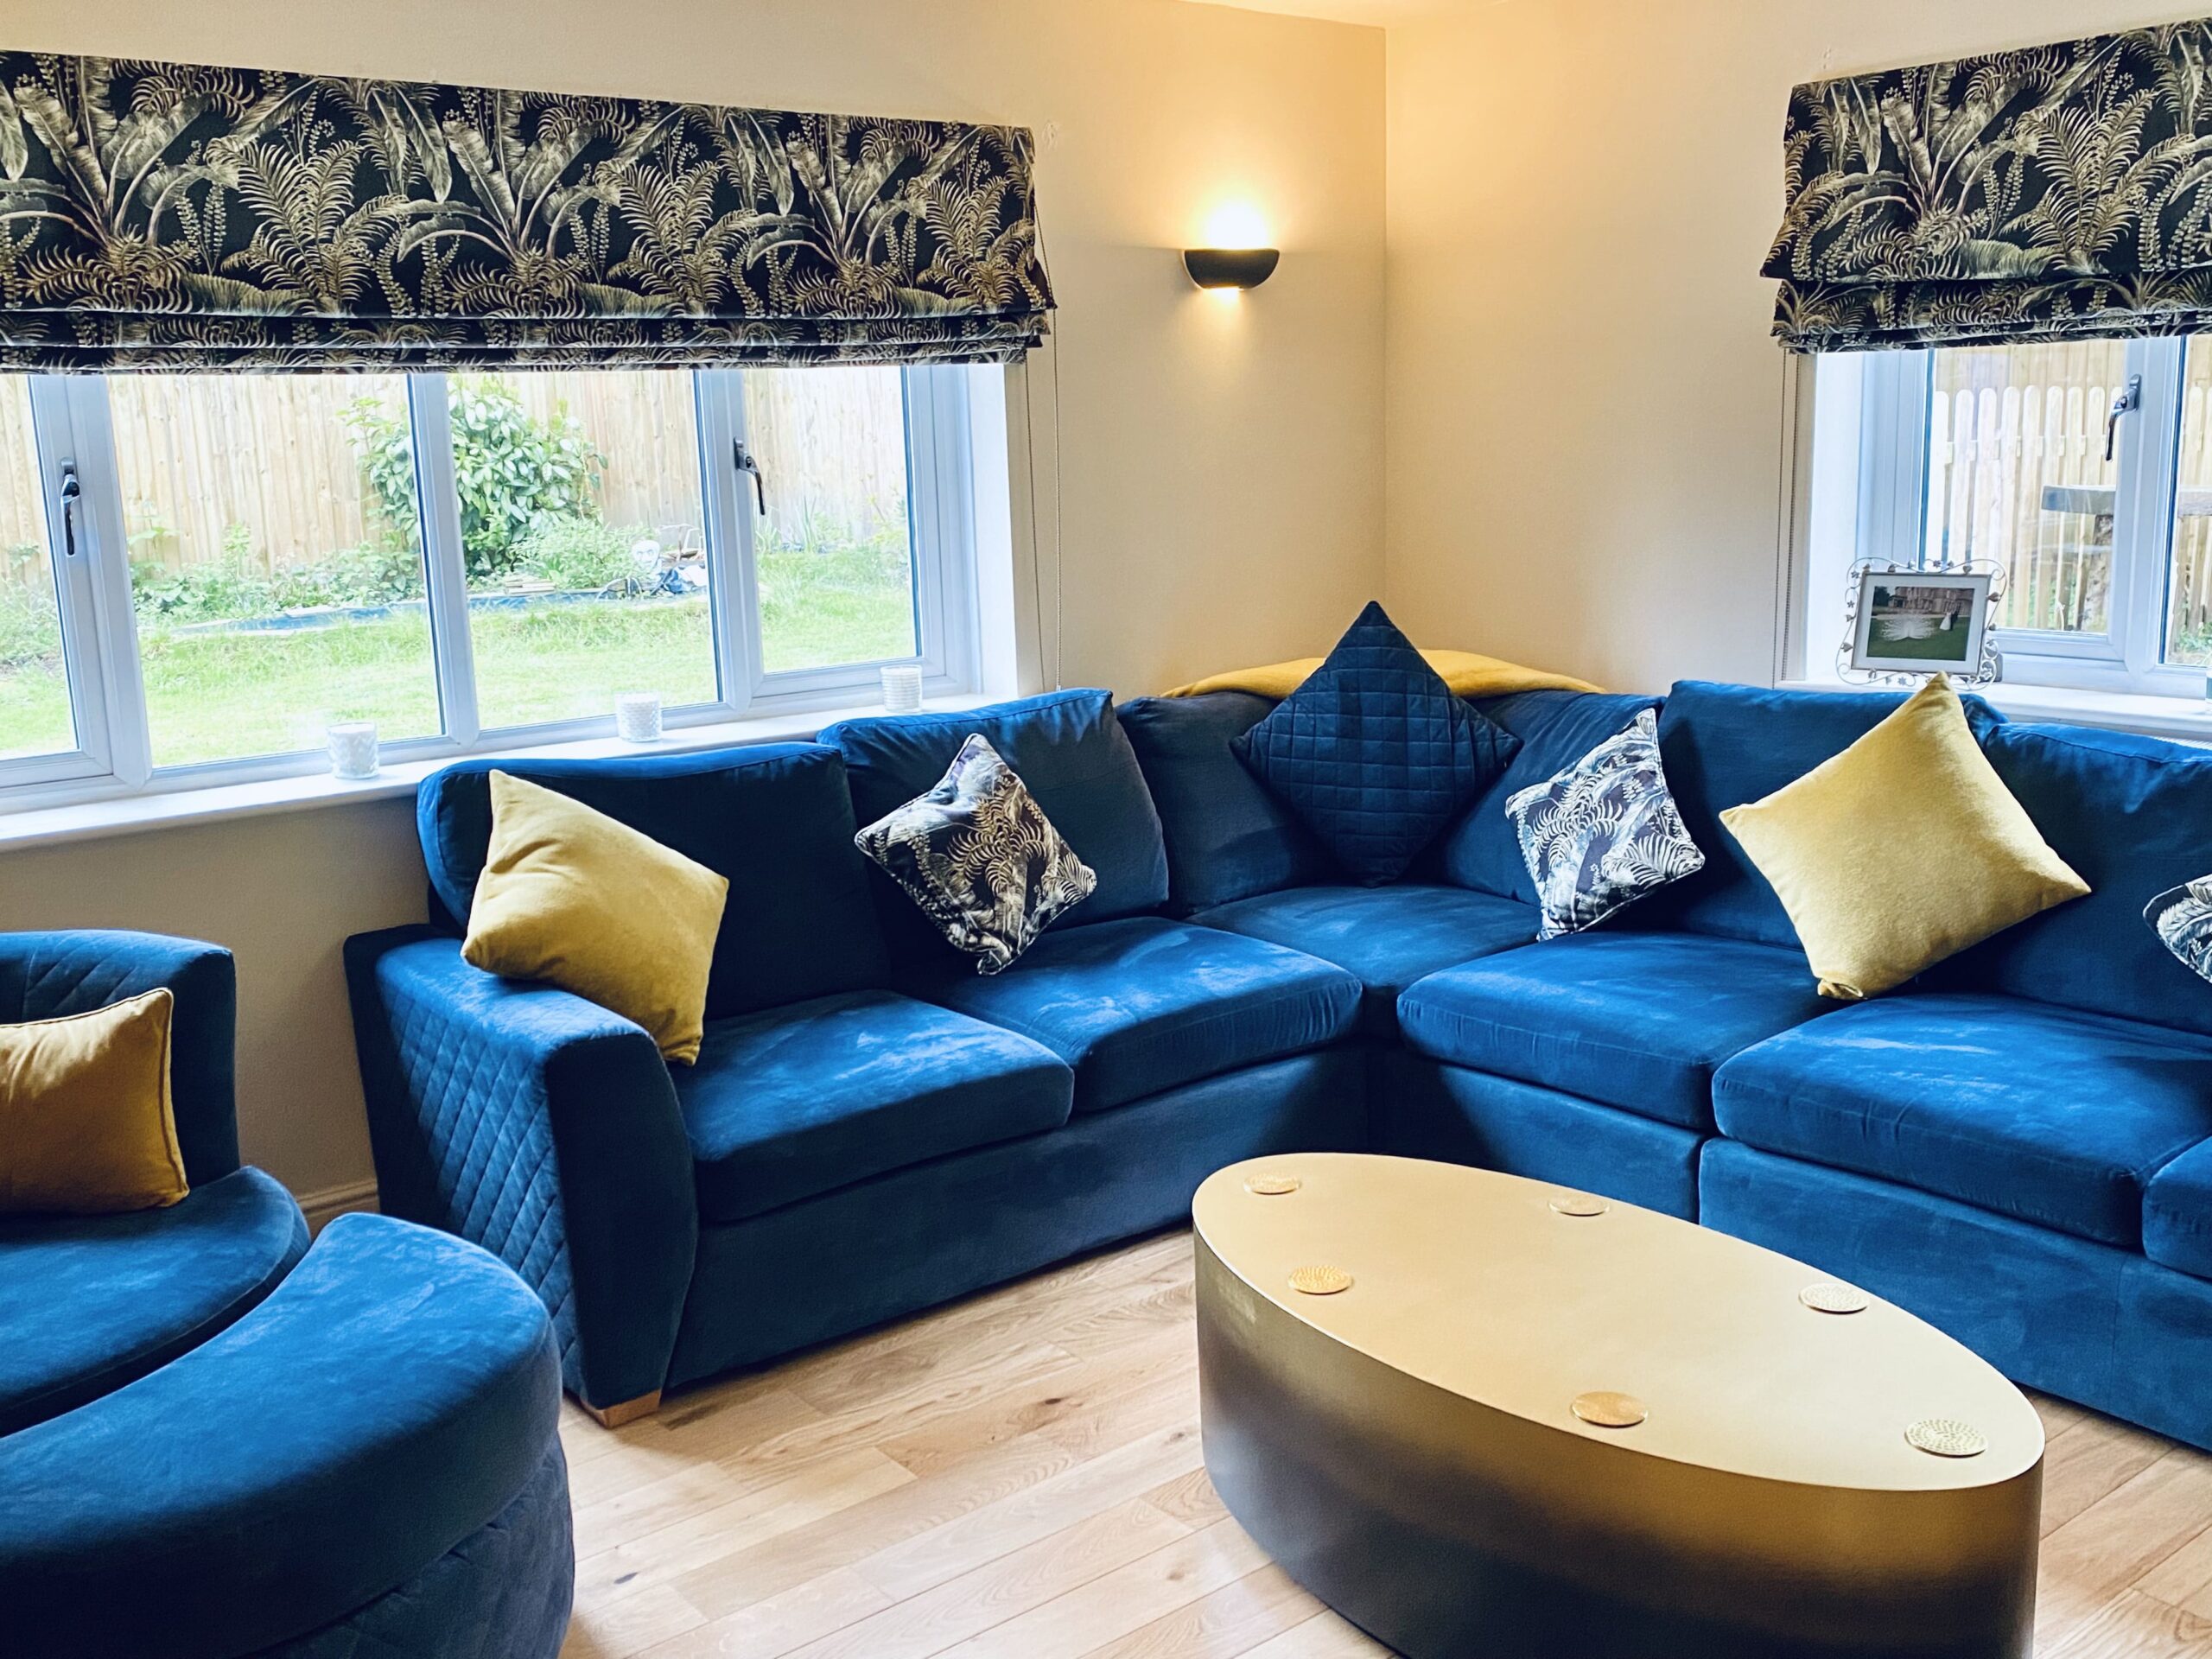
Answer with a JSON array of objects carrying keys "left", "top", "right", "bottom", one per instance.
[{"left": 1183, "top": 247, "right": 1281, "bottom": 291}]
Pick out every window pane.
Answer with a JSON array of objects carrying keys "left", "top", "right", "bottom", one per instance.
[
  {"left": 0, "top": 377, "right": 77, "bottom": 760},
  {"left": 746, "top": 367, "right": 918, "bottom": 673},
  {"left": 457, "top": 372, "right": 716, "bottom": 728},
  {"left": 110, "top": 375, "right": 438, "bottom": 768},
  {"left": 1923, "top": 342, "right": 2126, "bottom": 636},
  {"left": 2169, "top": 342, "right": 2212, "bottom": 667}
]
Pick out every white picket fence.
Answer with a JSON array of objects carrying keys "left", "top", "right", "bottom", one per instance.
[{"left": 1924, "top": 373, "right": 2212, "bottom": 646}]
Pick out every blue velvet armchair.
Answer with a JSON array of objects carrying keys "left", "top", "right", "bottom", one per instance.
[
  {"left": 0, "top": 930, "right": 575, "bottom": 1658},
  {"left": 0, "top": 931, "right": 308, "bottom": 1435}
]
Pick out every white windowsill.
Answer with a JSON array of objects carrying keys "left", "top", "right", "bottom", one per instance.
[
  {"left": 1779, "top": 678, "right": 2212, "bottom": 746},
  {"left": 0, "top": 694, "right": 996, "bottom": 855}
]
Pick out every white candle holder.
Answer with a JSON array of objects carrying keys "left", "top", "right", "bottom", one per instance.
[
  {"left": 614, "top": 691, "right": 664, "bottom": 743},
  {"left": 327, "top": 721, "right": 379, "bottom": 780},
  {"left": 880, "top": 664, "right": 925, "bottom": 714}
]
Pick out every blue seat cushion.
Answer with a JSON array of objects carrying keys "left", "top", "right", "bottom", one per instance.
[
  {"left": 1639, "top": 680, "right": 2004, "bottom": 946},
  {"left": 675, "top": 991, "right": 1074, "bottom": 1224},
  {"left": 2146, "top": 1138, "right": 2212, "bottom": 1281},
  {"left": 1433, "top": 690, "right": 1663, "bottom": 900},
  {"left": 1195, "top": 885, "right": 1539, "bottom": 1034},
  {"left": 822, "top": 690, "right": 1171, "bottom": 970},
  {"left": 1943, "top": 723, "right": 2212, "bottom": 1038},
  {"left": 1396, "top": 932, "right": 1831, "bottom": 1130},
  {"left": 915, "top": 917, "right": 1361, "bottom": 1114},
  {"left": 417, "top": 743, "right": 888, "bottom": 1019},
  {"left": 0, "top": 1166, "right": 307, "bottom": 1438},
  {"left": 1119, "top": 691, "right": 1337, "bottom": 912},
  {"left": 1713, "top": 993, "right": 2212, "bottom": 1249},
  {"left": 1232, "top": 603, "right": 1519, "bottom": 885}
]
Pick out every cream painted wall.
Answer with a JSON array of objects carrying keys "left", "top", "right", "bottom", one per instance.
[
  {"left": 1382, "top": 0, "right": 2193, "bottom": 694},
  {"left": 0, "top": 0, "right": 1385, "bottom": 1199}
]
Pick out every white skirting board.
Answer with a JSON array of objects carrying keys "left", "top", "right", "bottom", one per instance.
[{"left": 298, "top": 1179, "right": 380, "bottom": 1235}]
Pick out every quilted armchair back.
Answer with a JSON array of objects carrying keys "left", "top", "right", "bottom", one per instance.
[{"left": 0, "top": 931, "right": 238, "bottom": 1185}]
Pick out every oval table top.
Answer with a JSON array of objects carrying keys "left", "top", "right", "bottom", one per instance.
[{"left": 1192, "top": 1154, "right": 2043, "bottom": 1496}]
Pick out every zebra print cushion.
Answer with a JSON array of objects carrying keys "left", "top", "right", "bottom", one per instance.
[
  {"left": 1506, "top": 709, "right": 1706, "bottom": 940},
  {"left": 2146, "top": 878, "right": 2212, "bottom": 988},
  {"left": 855, "top": 734, "right": 1097, "bottom": 975}
]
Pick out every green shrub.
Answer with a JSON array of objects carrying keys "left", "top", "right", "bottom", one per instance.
[
  {"left": 132, "top": 543, "right": 424, "bottom": 625},
  {"left": 131, "top": 551, "right": 276, "bottom": 623},
  {"left": 517, "top": 514, "right": 645, "bottom": 593},
  {"left": 344, "top": 378, "right": 603, "bottom": 582},
  {"left": 0, "top": 564, "right": 62, "bottom": 670}
]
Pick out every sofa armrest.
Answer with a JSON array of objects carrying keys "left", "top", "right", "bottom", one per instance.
[
  {"left": 343, "top": 926, "right": 696, "bottom": 1412},
  {"left": 0, "top": 929, "right": 237, "bottom": 1185}
]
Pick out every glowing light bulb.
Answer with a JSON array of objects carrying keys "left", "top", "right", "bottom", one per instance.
[{"left": 1201, "top": 201, "right": 1271, "bottom": 251}]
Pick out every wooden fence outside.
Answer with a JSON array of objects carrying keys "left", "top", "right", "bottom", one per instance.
[
  {"left": 0, "top": 367, "right": 910, "bottom": 580},
  {"left": 1923, "top": 357, "right": 2212, "bottom": 650}
]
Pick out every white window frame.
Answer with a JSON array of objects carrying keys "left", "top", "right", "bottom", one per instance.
[
  {"left": 0, "top": 363, "right": 982, "bottom": 808},
  {"left": 1853, "top": 339, "right": 2201, "bottom": 698}
]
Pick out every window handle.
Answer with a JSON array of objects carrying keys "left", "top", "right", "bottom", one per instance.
[
  {"left": 57, "top": 462, "right": 81, "bottom": 559},
  {"left": 732, "top": 441, "right": 767, "bottom": 517},
  {"left": 2107, "top": 373, "right": 2144, "bottom": 462}
]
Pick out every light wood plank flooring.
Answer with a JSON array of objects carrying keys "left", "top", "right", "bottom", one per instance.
[{"left": 559, "top": 1229, "right": 2212, "bottom": 1659}]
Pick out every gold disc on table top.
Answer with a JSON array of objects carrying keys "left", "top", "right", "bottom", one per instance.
[
  {"left": 1548, "top": 1192, "right": 1607, "bottom": 1217},
  {"left": 1905, "top": 1418, "right": 1987, "bottom": 1459},
  {"left": 1800, "top": 1281, "right": 1871, "bottom": 1315},
  {"left": 1287, "top": 1264, "right": 1353, "bottom": 1296},
  {"left": 1571, "top": 1391, "right": 1648, "bottom": 1429},
  {"left": 1244, "top": 1173, "right": 1302, "bottom": 1196}
]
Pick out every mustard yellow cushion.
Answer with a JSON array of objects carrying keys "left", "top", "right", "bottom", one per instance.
[
  {"left": 0, "top": 988, "right": 186, "bottom": 1216},
  {"left": 1164, "top": 650, "right": 1602, "bottom": 700},
  {"left": 463, "top": 771, "right": 730, "bottom": 1064},
  {"left": 1719, "top": 677, "right": 2089, "bottom": 1001}
]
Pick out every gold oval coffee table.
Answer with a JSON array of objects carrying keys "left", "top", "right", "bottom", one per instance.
[{"left": 1193, "top": 1154, "right": 2043, "bottom": 1658}]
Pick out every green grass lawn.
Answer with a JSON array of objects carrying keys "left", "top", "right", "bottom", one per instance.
[
  {"left": 0, "top": 545, "right": 918, "bottom": 766},
  {"left": 1862, "top": 618, "right": 1980, "bottom": 664}
]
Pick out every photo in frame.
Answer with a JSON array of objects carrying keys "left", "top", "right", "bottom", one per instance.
[{"left": 1847, "top": 569, "right": 1994, "bottom": 677}]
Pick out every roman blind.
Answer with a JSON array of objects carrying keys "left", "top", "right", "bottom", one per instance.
[
  {"left": 0, "top": 52, "right": 1053, "bottom": 372},
  {"left": 1766, "top": 21, "right": 2212, "bottom": 353}
]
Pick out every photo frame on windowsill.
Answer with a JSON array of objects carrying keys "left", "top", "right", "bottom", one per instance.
[{"left": 1839, "top": 562, "right": 2004, "bottom": 687}]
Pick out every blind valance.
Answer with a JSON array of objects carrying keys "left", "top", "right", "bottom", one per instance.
[
  {"left": 0, "top": 53, "right": 1053, "bottom": 372},
  {"left": 1765, "top": 22, "right": 2212, "bottom": 353}
]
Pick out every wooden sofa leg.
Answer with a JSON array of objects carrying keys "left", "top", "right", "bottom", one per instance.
[{"left": 582, "top": 1389, "right": 661, "bottom": 1429}]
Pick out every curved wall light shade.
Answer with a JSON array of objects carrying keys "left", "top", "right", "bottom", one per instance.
[{"left": 1183, "top": 247, "right": 1281, "bottom": 290}]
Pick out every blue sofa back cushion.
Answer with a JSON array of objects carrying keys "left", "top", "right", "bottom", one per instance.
[
  {"left": 1941, "top": 723, "right": 2212, "bottom": 1036},
  {"left": 1118, "top": 692, "right": 1338, "bottom": 913},
  {"left": 822, "top": 690, "right": 1170, "bottom": 968},
  {"left": 1435, "top": 690, "right": 1664, "bottom": 900},
  {"left": 1230, "top": 603, "right": 1520, "bottom": 886},
  {"left": 1639, "top": 680, "right": 2005, "bottom": 947},
  {"left": 417, "top": 743, "right": 889, "bottom": 1019}
]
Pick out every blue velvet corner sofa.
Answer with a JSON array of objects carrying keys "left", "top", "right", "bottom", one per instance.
[
  {"left": 347, "top": 682, "right": 2212, "bottom": 1452},
  {"left": 0, "top": 931, "right": 572, "bottom": 1659}
]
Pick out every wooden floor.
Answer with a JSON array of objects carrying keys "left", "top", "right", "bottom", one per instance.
[{"left": 559, "top": 1230, "right": 2212, "bottom": 1659}]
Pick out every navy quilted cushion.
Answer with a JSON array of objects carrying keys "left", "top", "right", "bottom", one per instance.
[{"left": 1231, "top": 602, "right": 1519, "bottom": 884}]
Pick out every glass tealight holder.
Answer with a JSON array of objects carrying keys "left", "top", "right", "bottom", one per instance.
[
  {"left": 614, "top": 691, "right": 664, "bottom": 743},
  {"left": 880, "top": 664, "right": 925, "bottom": 714},
  {"left": 327, "top": 721, "right": 379, "bottom": 780}
]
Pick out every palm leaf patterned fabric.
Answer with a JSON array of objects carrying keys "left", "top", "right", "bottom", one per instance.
[
  {"left": 854, "top": 734, "right": 1096, "bottom": 976},
  {"left": 1767, "top": 21, "right": 2212, "bottom": 352},
  {"left": 0, "top": 52, "right": 1052, "bottom": 372},
  {"left": 1505, "top": 709, "right": 1704, "bottom": 941},
  {"left": 2146, "top": 876, "right": 2212, "bottom": 988}
]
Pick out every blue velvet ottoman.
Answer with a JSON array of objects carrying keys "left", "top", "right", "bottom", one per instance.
[{"left": 0, "top": 1214, "right": 572, "bottom": 1659}]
